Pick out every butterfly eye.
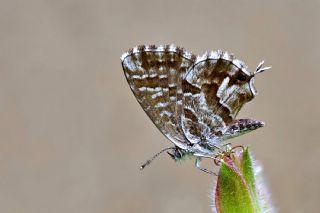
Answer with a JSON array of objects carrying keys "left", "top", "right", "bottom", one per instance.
[{"left": 237, "top": 72, "right": 248, "bottom": 82}]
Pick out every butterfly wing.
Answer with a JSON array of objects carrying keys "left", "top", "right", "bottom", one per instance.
[
  {"left": 181, "top": 51, "right": 255, "bottom": 146},
  {"left": 121, "top": 45, "right": 196, "bottom": 149}
]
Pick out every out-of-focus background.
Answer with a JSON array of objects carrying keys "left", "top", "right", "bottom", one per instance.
[{"left": 1, "top": 0, "right": 319, "bottom": 212}]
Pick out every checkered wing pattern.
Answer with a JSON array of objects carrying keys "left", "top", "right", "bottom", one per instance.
[
  {"left": 121, "top": 45, "right": 196, "bottom": 148},
  {"left": 181, "top": 51, "right": 256, "bottom": 145}
]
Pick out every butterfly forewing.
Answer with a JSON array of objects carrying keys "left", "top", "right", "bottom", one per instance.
[{"left": 121, "top": 45, "right": 196, "bottom": 148}]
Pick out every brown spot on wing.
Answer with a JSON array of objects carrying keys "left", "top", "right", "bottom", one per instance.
[
  {"left": 202, "top": 83, "right": 232, "bottom": 123},
  {"left": 183, "top": 108, "right": 198, "bottom": 122},
  {"left": 182, "top": 79, "right": 201, "bottom": 94}
]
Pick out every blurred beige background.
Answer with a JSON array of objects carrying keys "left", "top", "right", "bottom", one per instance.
[{"left": 0, "top": 0, "right": 319, "bottom": 212}]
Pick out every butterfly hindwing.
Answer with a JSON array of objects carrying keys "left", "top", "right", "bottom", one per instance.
[{"left": 182, "top": 51, "right": 256, "bottom": 147}]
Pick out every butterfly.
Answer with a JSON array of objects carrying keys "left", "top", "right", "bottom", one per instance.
[{"left": 121, "top": 44, "right": 270, "bottom": 175}]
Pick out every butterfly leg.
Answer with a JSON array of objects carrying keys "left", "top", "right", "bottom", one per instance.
[{"left": 195, "top": 157, "right": 217, "bottom": 176}]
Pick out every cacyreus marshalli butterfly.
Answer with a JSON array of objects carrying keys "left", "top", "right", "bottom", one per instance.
[{"left": 121, "top": 44, "right": 270, "bottom": 175}]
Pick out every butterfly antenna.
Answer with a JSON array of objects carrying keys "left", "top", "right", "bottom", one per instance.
[{"left": 140, "top": 147, "right": 175, "bottom": 170}]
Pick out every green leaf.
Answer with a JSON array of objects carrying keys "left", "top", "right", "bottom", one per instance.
[
  {"left": 239, "top": 148, "right": 261, "bottom": 212},
  {"left": 215, "top": 158, "right": 256, "bottom": 213}
]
